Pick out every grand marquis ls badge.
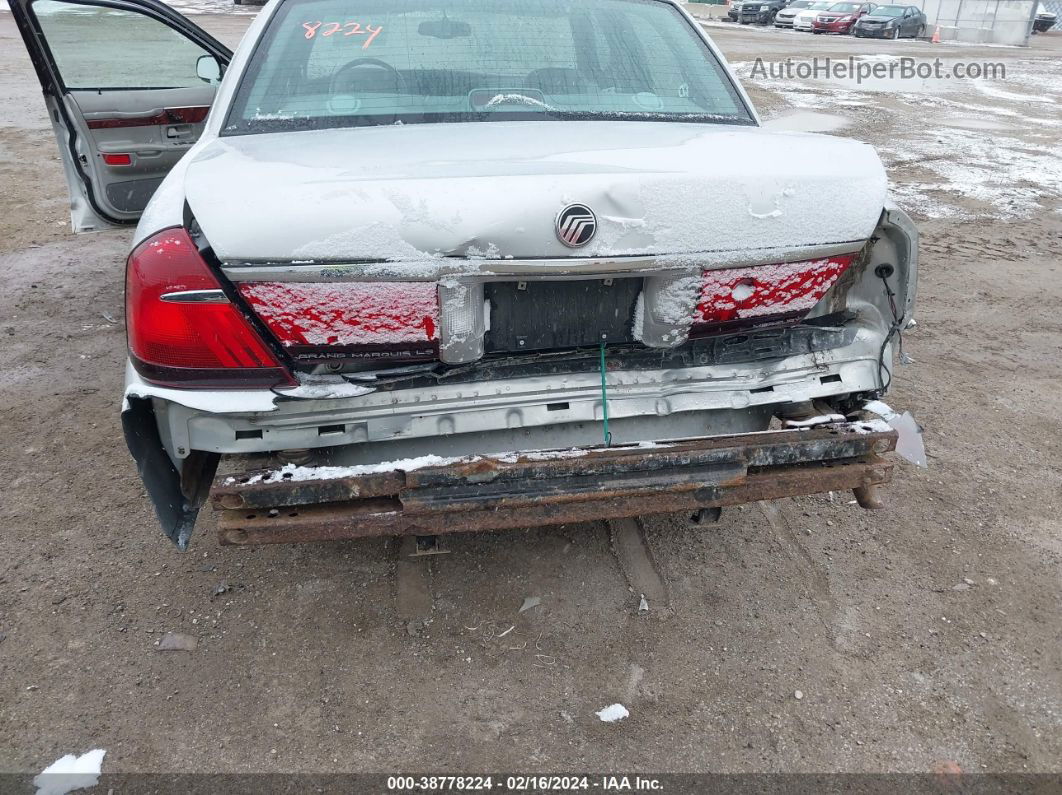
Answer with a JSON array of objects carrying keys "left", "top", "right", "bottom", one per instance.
[{"left": 555, "top": 204, "right": 597, "bottom": 248}]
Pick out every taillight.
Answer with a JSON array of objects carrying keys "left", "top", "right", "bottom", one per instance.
[
  {"left": 237, "top": 281, "right": 440, "bottom": 365},
  {"left": 126, "top": 228, "right": 294, "bottom": 388},
  {"left": 693, "top": 254, "right": 855, "bottom": 333}
]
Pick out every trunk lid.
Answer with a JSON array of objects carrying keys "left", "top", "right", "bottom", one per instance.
[{"left": 184, "top": 121, "right": 886, "bottom": 264}]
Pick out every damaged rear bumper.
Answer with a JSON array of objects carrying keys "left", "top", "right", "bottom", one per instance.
[{"left": 209, "top": 420, "right": 896, "bottom": 545}]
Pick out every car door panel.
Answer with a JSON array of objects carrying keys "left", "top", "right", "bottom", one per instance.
[
  {"left": 68, "top": 86, "right": 216, "bottom": 213},
  {"left": 10, "top": 0, "right": 231, "bottom": 230}
]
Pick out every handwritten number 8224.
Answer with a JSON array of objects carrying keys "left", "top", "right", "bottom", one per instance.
[{"left": 302, "top": 21, "right": 383, "bottom": 48}]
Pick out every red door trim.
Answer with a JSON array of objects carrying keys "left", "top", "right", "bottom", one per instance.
[{"left": 86, "top": 105, "right": 210, "bottom": 130}]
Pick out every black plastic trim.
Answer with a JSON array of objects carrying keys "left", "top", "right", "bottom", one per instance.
[{"left": 122, "top": 396, "right": 219, "bottom": 549}]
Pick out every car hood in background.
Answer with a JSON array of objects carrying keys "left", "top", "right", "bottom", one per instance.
[
  {"left": 860, "top": 14, "right": 901, "bottom": 21},
  {"left": 183, "top": 122, "right": 887, "bottom": 263}
]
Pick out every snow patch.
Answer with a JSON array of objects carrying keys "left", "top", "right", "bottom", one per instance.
[
  {"left": 231, "top": 447, "right": 596, "bottom": 485},
  {"left": 34, "top": 749, "right": 106, "bottom": 795},
  {"left": 280, "top": 375, "right": 376, "bottom": 400},
  {"left": 878, "top": 127, "right": 1062, "bottom": 219},
  {"left": 783, "top": 413, "right": 846, "bottom": 428},
  {"left": 974, "top": 81, "right": 1056, "bottom": 104},
  {"left": 239, "top": 456, "right": 471, "bottom": 484},
  {"left": 851, "top": 418, "right": 894, "bottom": 434},
  {"left": 596, "top": 704, "right": 630, "bottom": 722}
]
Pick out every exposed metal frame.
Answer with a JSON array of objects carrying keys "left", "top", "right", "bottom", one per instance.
[{"left": 210, "top": 420, "right": 897, "bottom": 545}]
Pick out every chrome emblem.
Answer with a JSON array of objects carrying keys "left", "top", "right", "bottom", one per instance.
[{"left": 556, "top": 204, "right": 597, "bottom": 248}]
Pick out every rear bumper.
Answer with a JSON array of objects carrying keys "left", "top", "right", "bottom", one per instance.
[{"left": 210, "top": 421, "right": 896, "bottom": 545}]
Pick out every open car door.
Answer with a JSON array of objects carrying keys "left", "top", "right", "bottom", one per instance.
[{"left": 10, "top": 0, "right": 232, "bottom": 231}]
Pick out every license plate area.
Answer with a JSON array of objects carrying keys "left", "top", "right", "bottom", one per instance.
[{"left": 484, "top": 278, "right": 643, "bottom": 353}]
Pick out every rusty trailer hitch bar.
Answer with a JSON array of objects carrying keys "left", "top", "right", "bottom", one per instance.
[{"left": 210, "top": 421, "right": 896, "bottom": 545}]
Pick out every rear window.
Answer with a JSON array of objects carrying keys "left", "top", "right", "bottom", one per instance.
[{"left": 224, "top": 0, "right": 753, "bottom": 134}]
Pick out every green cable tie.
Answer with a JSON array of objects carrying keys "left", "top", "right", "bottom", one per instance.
[{"left": 599, "top": 341, "right": 611, "bottom": 447}]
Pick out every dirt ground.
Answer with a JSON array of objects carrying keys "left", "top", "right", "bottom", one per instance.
[{"left": 1, "top": 11, "right": 1060, "bottom": 779}]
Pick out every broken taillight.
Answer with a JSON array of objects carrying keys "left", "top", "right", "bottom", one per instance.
[
  {"left": 237, "top": 281, "right": 440, "bottom": 364},
  {"left": 693, "top": 254, "right": 855, "bottom": 332},
  {"left": 125, "top": 228, "right": 294, "bottom": 388}
]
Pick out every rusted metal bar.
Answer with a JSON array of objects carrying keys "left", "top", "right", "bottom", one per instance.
[
  {"left": 212, "top": 423, "right": 895, "bottom": 510},
  {"left": 218, "top": 459, "right": 892, "bottom": 545},
  {"left": 211, "top": 421, "right": 896, "bottom": 546},
  {"left": 214, "top": 469, "right": 405, "bottom": 510},
  {"left": 853, "top": 482, "right": 886, "bottom": 509}
]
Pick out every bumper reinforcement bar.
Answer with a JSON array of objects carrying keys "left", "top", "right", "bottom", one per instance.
[{"left": 210, "top": 420, "right": 896, "bottom": 545}]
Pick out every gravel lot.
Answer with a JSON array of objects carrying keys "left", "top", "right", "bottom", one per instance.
[{"left": 0, "top": 11, "right": 1060, "bottom": 780}]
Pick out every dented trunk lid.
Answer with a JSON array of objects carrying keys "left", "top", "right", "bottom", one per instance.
[{"left": 184, "top": 121, "right": 887, "bottom": 264}]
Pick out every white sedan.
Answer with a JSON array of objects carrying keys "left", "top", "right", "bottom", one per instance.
[
  {"left": 793, "top": 0, "right": 836, "bottom": 29},
  {"left": 12, "top": 0, "right": 917, "bottom": 549}
]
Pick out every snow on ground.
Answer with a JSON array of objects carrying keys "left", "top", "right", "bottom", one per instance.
[
  {"left": 595, "top": 703, "right": 630, "bottom": 722},
  {"left": 0, "top": 0, "right": 261, "bottom": 13},
  {"left": 879, "top": 127, "right": 1062, "bottom": 220},
  {"left": 33, "top": 749, "right": 105, "bottom": 795},
  {"left": 159, "top": 0, "right": 259, "bottom": 14},
  {"left": 738, "top": 57, "right": 1062, "bottom": 219},
  {"left": 0, "top": 0, "right": 258, "bottom": 15}
]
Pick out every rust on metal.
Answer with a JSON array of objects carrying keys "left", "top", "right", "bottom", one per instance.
[
  {"left": 210, "top": 422, "right": 897, "bottom": 546},
  {"left": 853, "top": 482, "right": 886, "bottom": 509}
]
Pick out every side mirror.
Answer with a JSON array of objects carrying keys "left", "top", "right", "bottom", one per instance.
[{"left": 196, "top": 54, "right": 222, "bottom": 85}]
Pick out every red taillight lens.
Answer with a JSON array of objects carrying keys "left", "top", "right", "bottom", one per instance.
[
  {"left": 693, "top": 254, "right": 855, "bottom": 332},
  {"left": 126, "top": 228, "right": 293, "bottom": 388},
  {"left": 237, "top": 281, "right": 440, "bottom": 364}
]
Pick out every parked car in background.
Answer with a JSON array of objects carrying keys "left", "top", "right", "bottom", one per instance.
[
  {"left": 733, "top": 0, "right": 789, "bottom": 24},
  {"left": 1033, "top": 3, "right": 1057, "bottom": 31},
  {"left": 792, "top": 1, "right": 834, "bottom": 29},
  {"left": 813, "top": 1, "right": 876, "bottom": 32},
  {"left": 11, "top": 0, "right": 918, "bottom": 550},
  {"left": 853, "top": 4, "right": 926, "bottom": 37},
  {"left": 775, "top": 0, "right": 818, "bottom": 27}
]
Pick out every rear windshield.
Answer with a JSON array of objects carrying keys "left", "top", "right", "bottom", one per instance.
[{"left": 224, "top": 0, "right": 753, "bottom": 134}]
